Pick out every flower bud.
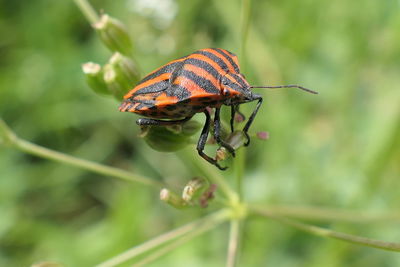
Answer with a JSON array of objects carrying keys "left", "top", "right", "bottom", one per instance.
[
  {"left": 140, "top": 120, "right": 201, "bottom": 152},
  {"left": 82, "top": 62, "right": 110, "bottom": 95},
  {"left": 199, "top": 184, "right": 217, "bottom": 208},
  {"left": 93, "top": 14, "right": 133, "bottom": 55},
  {"left": 182, "top": 177, "right": 207, "bottom": 202},
  {"left": 256, "top": 131, "right": 269, "bottom": 140},
  {"left": 235, "top": 113, "right": 245, "bottom": 123},
  {"left": 160, "top": 188, "right": 187, "bottom": 209},
  {"left": 216, "top": 131, "right": 247, "bottom": 161},
  {"left": 110, "top": 52, "right": 140, "bottom": 86},
  {"left": 103, "top": 53, "right": 140, "bottom": 100}
]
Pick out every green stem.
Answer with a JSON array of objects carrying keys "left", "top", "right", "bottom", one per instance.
[
  {"left": 17, "top": 138, "right": 162, "bottom": 187},
  {"left": 96, "top": 209, "right": 230, "bottom": 267},
  {"left": 250, "top": 204, "right": 400, "bottom": 223},
  {"left": 73, "top": 0, "right": 100, "bottom": 24},
  {"left": 226, "top": 219, "right": 241, "bottom": 267},
  {"left": 251, "top": 207, "right": 400, "bottom": 252},
  {"left": 0, "top": 118, "right": 162, "bottom": 188},
  {"left": 132, "top": 216, "right": 225, "bottom": 266},
  {"left": 234, "top": 0, "right": 252, "bottom": 200},
  {"left": 240, "top": 0, "right": 252, "bottom": 60},
  {"left": 233, "top": 149, "right": 245, "bottom": 200}
]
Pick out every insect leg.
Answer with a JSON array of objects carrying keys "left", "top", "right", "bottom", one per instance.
[
  {"left": 242, "top": 97, "right": 263, "bottom": 146},
  {"left": 197, "top": 110, "right": 227, "bottom": 170},
  {"left": 136, "top": 116, "right": 192, "bottom": 126},
  {"left": 214, "top": 108, "right": 236, "bottom": 157},
  {"left": 235, "top": 105, "right": 246, "bottom": 121},
  {"left": 230, "top": 106, "right": 235, "bottom": 132},
  {"left": 230, "top": 105, "right": 246, "bottom": 132}
]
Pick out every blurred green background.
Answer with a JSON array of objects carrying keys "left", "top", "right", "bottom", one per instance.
[{"left": 1, "top": 0, "right": 400, "bottom": 266}]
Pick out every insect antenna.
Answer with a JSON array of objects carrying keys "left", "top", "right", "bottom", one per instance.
[{"left": 250, "top": 85, "right": 318, "bottom": 94}]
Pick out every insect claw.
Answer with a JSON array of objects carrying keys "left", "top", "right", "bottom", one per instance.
[
  {"left": 216, "top": 163, "right": 228, "bottom": 171},
  {"left": 243, "top": 132, "right": 251, "bottom": 146}
]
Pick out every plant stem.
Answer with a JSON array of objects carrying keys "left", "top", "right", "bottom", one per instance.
[
  {"left": 226, "top": 219, "right": 241, "bottom": 267},
  {"left": 0, "top": 118, "right": 162, "bottom": 188},
  {"left": 251, "top": 207, "right": 400, "bottom": 252},
  {"left": 96, "top": 209, "right": 230, "bottom": 267},
  {"left": 132, "top": 217, "right": 224, "bottom": 266},
  {"left": 18, "top": 138, "right": 163, "bottom": 187},
  {"left": 234, "top": 0, "right": 252, "bottom": 201},
  {"left": 233, "top": 149, "right": 245, "bottom": 200},
  {"left": 73, "top": 0, "right": 100, "bottom": 24},
  {"left": 240, "top": 0, "right": 252, "bottom": 60},
  {"left": 250, "top": 204, "right": 400, "bottom": 223}
]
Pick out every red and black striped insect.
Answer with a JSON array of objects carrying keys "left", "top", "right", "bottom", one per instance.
[{"left": 119, "top": 48, "right": 316, "bottom": 170}]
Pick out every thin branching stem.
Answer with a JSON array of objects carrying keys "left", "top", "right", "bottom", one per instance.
[
  {"left": 0, "top": 118, "right": 163, "bottom": 188},
  {"left": 132, "top": 216, "right": 225, "bottom": 266},
  {"left": 250, "top": 204, "right": 400, "bottom": 223},
  {"left": 73, "top": 0, "right": 99, "bottom": 24},
  {"left": 96, "top": 209, "right": 230, "bottom": 267},
  {"left": 226, "top": 219, "right": 241, "bottom": 267},
  {"left": 251, "top": 207, "right": 400, "bottom": 252}
]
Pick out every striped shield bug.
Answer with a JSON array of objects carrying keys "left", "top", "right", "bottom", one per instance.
[{"left": 119, "top": 48, "right": 317, "bottom": 170}]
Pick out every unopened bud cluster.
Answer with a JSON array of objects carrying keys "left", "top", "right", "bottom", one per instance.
[
  {"left": 160, "top": 177, "right": 216, "bottom": 209},
  {"left": 82, "top": 14, "right": 140, "bottom": 100}
]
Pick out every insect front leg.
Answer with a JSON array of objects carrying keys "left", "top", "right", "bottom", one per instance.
[
  {"left": 242, "top": 97, "right": 263, "bottom": 146},
  {"left": 230, "top": 106, "right": 235, "bottom": 132},
  {"left": 230, "top": 105, "right": 246, "bottom": 132},
  {"left": 197, "top": 110, "right": 227, "bottom": 170},
  {"left": 214, "top": 108, "right": 236, "bottom": 157},
  {"left": 136, "top": 116, "right": 192, "bottom": 126}
]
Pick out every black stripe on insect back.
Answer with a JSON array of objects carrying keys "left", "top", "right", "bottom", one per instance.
[
  {"left": 167, "top": 84, "right": 192, "bottom": 101},
  {"left": 131, "top": 80, "right": 169, "bottom": 97},
  {"left": 192, "top": 50, "right": 230, "bottom": 72},
  {"left": 213, "top": 48, "right": 240, "bottom": 73},
  {"left": 184, "top": 58, "right": 221, "bottom": 81},
  {"left": 232, "top": 74, "right": 248, "bottom": 88},
  {"left": 178, "top": 69, "right": 220, "bottom": 94},
  {"left": 138, "top": 61, "right": 183, "bottom": 84}
]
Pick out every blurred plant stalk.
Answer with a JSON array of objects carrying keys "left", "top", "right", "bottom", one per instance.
[{"left": 0, "top": 117, "right": 162, "bottom": 187}]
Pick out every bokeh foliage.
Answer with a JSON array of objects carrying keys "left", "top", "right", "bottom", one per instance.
[{"left": 1, "top": 0, "right": 400, "bottom": 266}]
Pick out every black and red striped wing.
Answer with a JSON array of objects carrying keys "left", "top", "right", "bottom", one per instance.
[
  {"left": 119, "top": 48, "right": 243, "bottom": 117},
  {"left": 119, "top": 58, "right": 185, "bottom": 112}
]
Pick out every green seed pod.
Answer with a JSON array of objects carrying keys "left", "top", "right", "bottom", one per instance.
[
  {"left": 82, "top": 62, "right": 110, "bottom": 95},
  {"left": 110, "top": 53, "right": 140, "bottom": 88},
  {"left": 160, "top": 189, "right": 188, "bottom": 209},
  {"left": 103, "top": 53, "right": 140, "bottom": 100},
  {"left": 93, "top": 14, "right": 133, "bottom": 55},
  {"left": 140, "top": 120, "right": 202, "bottom": 152}
]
